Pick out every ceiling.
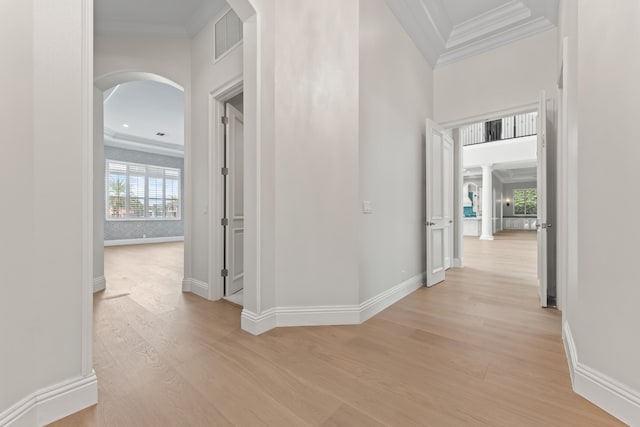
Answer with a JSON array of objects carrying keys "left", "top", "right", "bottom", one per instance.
[
  {"left": 94, "top": 0, "right": 229, "bottom": 37},
  {"left": 385, "top": 0, "right": 558, "bottom": 67},
  {"left": 95, "top": 0, "right": 557, "bottom": 65},
  {"left": 465, "top": 162, "right": 537, "bottom": 184},
  {"left": 104, "top": 81, "right": 184, "bottom": 151}
]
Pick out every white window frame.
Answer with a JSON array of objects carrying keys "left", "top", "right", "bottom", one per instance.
[
  {"left": 513, "top": 188, "right": 537, "bottom": 216},
  {"left": 105, "top": 160, "right": 181, "bottom": 221}
]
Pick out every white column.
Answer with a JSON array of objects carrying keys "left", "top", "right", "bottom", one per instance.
[{"left": 480, "top": 165, "right": 494, "bottom": 240}]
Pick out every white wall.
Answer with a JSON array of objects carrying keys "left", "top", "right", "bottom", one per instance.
[
  {"left": 572, "top": 0, "right": 640, "bottom": 417},
  {"left": 359, "top": 0, "right": 433, "bottom": 301},
  {"left": 190, "top": 7, "right": 244, "bottom": 286},
  {"left": 434, "top": 29, "right": 558, "bottom": 126},
  {"left": 556, "top": 1, "right": 640, "bottom": 424},
  {"left": 1, "top": 0, "right": 94, "bottom": 419},
  {"left": 272, "top": 0, "right": 361, "bottom": 307},
  {"left": 94, "top": 34, "right": 191, "bottom": 87},
  {"left": 0, "top": 0, "right": 37, "bottom": 411}
]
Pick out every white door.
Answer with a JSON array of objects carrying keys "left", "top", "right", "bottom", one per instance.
[
  {"left": 225, "top": 103, "right": 244, "bottom": 296},
  {"left": 426, "top": 119, "right": 450, "bottom": 286},
  {"left": 443, "top": 135, "right": 454, "bottom": 270},
  {"left": 536, "top": 91, "right": 548, "bottom": 307}
]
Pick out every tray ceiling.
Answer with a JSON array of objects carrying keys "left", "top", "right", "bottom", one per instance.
[{"left": 385, "top": 0, "right": 558, "bottom": 67}]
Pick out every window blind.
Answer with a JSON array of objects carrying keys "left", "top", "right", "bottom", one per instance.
[{"left": 106, "top": 160, "right": 181, "bottom": 220}]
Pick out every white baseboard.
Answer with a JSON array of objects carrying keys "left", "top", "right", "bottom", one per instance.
[
  {"left": 182, "top": 278, "right": 209, "bottom": 300},
  {"left": 181, "top": 278, "right": 192, "bottom": 292},
  {"left": 0, "top": 372, "right": 97, "bottom": 427},
  {"left": 241, "top": 273, "right": 425, "bottom": 336},
  {"left": 453, "top": 258, "right": 464, "bottom": 268},
  {"left": 104, "top": 236, "right": 184, "bottom": 247},
  {"left": 241, "top": 309, "right": 277, "bottom": 335},
  {"left": 479, "top": 235, "right": 494, "bottom": 241},
  {"left": 359, "top": 273, "right": 425, "bottom": 322},
  {"left": 93, "top": 276, "right": 106, "bottom": 293},
  {"left": 563, "top": 322, "right": 640, "bottom": 426}
]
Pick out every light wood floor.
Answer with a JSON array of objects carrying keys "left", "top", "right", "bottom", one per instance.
[{"left": 49, "top": 234, "right": 624, "bottom": 426}]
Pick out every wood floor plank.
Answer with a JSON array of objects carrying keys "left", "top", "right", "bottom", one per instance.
[{"left": 48, "top": 235, "right": 625, "bottom": 426}]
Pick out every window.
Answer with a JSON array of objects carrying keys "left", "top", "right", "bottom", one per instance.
[
  {"left": 106, "top": 161, "right": 181, "bottom": 220},
  {"left": 215, "top": 9, "right": 243, "bottom": 60},
  {"left": 513, "top": 189, "right": 537, "bottom": 216}
]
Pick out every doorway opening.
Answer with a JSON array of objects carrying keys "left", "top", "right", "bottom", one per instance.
[
  {"left": 427, "top": 94, "right": 556, "bottom": 309},
  {"left": 95, "top": 75, "right": 187, "bottom": 307},
  {"left": 207, "top": 79, "right": 245, "bottom": 306}
]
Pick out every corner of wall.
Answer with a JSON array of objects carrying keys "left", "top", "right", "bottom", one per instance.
[
  {"left": 0, "top": 373, "right": 97, "bottom": 427},
  {"left": 563, "top": 321, "right": 640, "bottom": 426},
  {"left": 93, "top": 276, "right": 106, "bottom": 293},
  {"left": 182, "top": 278, "right": 211, "bottom": 301}
]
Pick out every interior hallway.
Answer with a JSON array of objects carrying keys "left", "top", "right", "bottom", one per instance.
[{"left": 50, "top": 238, "right": 622, "bottom": 426}]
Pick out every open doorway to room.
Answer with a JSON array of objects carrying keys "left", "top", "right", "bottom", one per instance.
[
  {"left": 221, "top": 91, "right": 245, "bottom": 306},
  {"left": 452, "top": 103, "right": 557, "bottom": 308},
  {"left": 99, "top": 79, "right": 186, "bottom": 308}
]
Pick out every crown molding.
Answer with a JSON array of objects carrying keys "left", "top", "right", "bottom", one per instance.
[
  {"left": 437, "top": 17, "right": 555, "bottom": 68},
  {"left": 104, "top": 133, "right": 184, "bottom": 158},
  {"left": 105, "top": 126, "right": 183, "bottom": 148},
  {"left": 95, "top": 20, "right": 189, "bottom": 37},
  {"left": 418, "top": 0, "right": 452, "bottom": 45},
  {"left": 446, "top": 1, "right": 532, "bottom": 49}
]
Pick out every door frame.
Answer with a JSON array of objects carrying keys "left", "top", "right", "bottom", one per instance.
[
  {"left": 444, "top": 101, "right": 556, "bottom": 299},
  {"left": 209, "top": 77, "right": 244, "bottom": 301}
]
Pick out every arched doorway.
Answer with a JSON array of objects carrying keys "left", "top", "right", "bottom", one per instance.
[{"left": 94, "top": 72, "right": 187, "bottom": 299}]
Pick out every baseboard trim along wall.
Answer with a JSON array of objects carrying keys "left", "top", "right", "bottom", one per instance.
[
  {"left": 563, "top": 322, "right": 640, "bottom": 426},
  {"left": 182, "top": 278, "right": 209, "bottom": 300},
  {"left": 0, "top": 372, "right": 97, "bottom": 427},
  {"left": 241, "top": 273, "right": 425, "bottom": 335},
  {"left": 93, "top": 276, "right": 106, "bottom": 293},
  {"left": 104, "top": 236, "right": 184, "bottom": 247}
]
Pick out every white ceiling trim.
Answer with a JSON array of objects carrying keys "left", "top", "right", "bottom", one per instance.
[
  {"left": 418, "top": 0, "right": 451, "bottom": 45},
  {"left": 437, "top": 16, "right": 554, "bottom": 67},
  {"left": 446, "top": 1, "right": 531, "bottom": 49},
  {"left": 95, "top": 21, "right": 189, "bottom": 37},
  {"left": 104, "top": 133, "right": 184, "bottom": 158},
  {"left": 386, "top": 0, "right": 557, "bottom": 68}
]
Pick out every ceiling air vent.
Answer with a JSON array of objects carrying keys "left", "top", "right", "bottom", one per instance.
[{"left": 215, "top": 9, "right": 243, "bottom": 60}]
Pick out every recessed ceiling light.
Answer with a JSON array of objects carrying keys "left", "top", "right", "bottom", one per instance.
[{"left": 122, "top": 124, "right": 129, "bottom": 128}]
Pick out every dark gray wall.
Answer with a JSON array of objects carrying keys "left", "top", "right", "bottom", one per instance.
[
  {"left": 104, "top": 146, "right": 184, "bottom": 241},
  {"left": 503, "top": 181, "right": 537, "bottom": 217}
]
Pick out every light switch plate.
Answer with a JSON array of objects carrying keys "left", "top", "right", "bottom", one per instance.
[{"left": 363, "top": 201, "right": 373, "bottom": 214}]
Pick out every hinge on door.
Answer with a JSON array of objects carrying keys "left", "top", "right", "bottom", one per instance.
[
  {"left": 221, "top": 269, "right": 229, "bottom": 277},
  {"left": 221, "top": 218, "right": 229, "bottom": 226},
  {"left": 221, "top": 167, "right": 229, "bottom": 176},
  {"left": 221, "top": 116, "right": 229, "bottom": 125}
]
